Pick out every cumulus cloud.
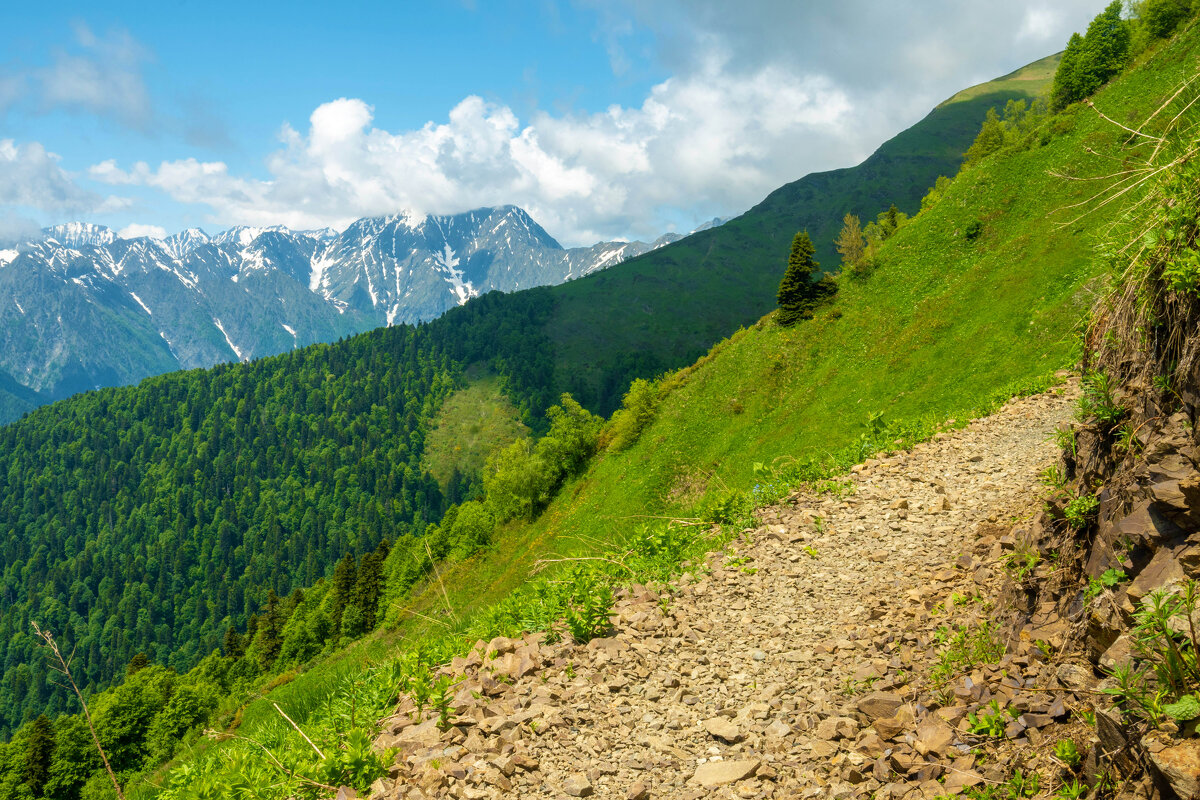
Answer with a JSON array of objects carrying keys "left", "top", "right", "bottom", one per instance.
[
  {"left": 88, "top": 2, "right": 1105, "bottom": 243},
  {"left": 0, "top": 139, "right": 127, "bottom": 214},
  {"left": 117, "top": 223, "right": 167, "bottom": 239},
  {"left": 90, "top": 54, "right": 853, "bottom": 244}
]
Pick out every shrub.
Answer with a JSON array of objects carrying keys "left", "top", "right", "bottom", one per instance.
[
  {"left": 1142, "top": 0, "right": 1193, "bottom": 39},
  {"left": 606, "top": 378, "right": 661, "bottom": 452}
]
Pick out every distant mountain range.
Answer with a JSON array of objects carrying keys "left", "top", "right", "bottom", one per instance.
[{"left": 0, "top": 207, "right": 695, "bottom": 421}]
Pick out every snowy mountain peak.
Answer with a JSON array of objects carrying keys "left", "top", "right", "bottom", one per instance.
[
  {"left": 162, "top": 228, "right": 211, "bottom": 259},
  {"left": 42, "top": 222, "right": 116, "bottom": 249},
  {"left": 1, "top": 205, "right": 699, "bottom": 409},
  {"left": 212, "top": 225, "right": 295, "bottom": 249}
]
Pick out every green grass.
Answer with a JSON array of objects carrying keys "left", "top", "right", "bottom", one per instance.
[
  {"left": 420, "top": 371, "right": 529, "bottom": 489},
  {"left": 140, "top": 26, "right": 1200, "bottom": 796},
  {"left": 391, "top": 23, "right": 1200, "bottom": 626},
  {"left": 537, "top": 54, "right": 1060, "bottom": 414}
]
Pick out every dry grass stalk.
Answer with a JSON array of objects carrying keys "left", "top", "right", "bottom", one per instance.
[{"left": 31, "top": 621, "right": 126, "bottom": 800}]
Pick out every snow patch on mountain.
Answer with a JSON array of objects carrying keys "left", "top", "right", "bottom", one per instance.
[
  {"left": 212, "top": 318, "right": 245, "bottom": 361},
  {"left": 432, "top": 243, "right": 476, "bottom": 305},
  {"left": 0, "top": 249, "right": 16, "bottom": 267},
  {"left": 129, "top": 293, "right": 152, "bottom": 315}
]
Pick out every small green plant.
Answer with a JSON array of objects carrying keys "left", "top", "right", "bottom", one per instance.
[
  {"left": 1078, "top": 370, "right": 1127, "bottom": 428},
  {"left": 1115, "top": 423, "right": 1143, "bottom": 454},
  {"left": 407, "top": 662, "right": 433, "bottom": 721},
  {"left": 801, "top": 545, "right": 818, "bottom": 558},
  {"left": 930, "top": 622, "right": 1006, "bottom": 686},
  {"left": 430, "top": 674, "right": 462, "bottom": 730},
  {"left": 967, "top": 699, "right": 1018, "bottom": 737},
  {"left": 1106, "top": 580, "right": 1200, "bottom": 726},
  {"left": 1084, "top": 568, "right": 1127, "bottom": 603},
  {"left": 1163, "top": 693, "right": 1200, "bottom": 721},
  {"left": 840, "top": 676, "right": 879, "bottom": 696},
  {"left": 1053, "top": 426, "right": 1078, "bottom": 458},
  {"left": 963, "top": 768, "right": 1040, "bottom": 799},
  {"left": 1063, "top": 493, "right": 1099, "bottom": 530},
  {"left": 1004, "top": 545, "right": 1040, "bottom": 583},
  {"left": 1103, "top": 661, "right": 1165, "bottom": 724},
  {"left": 1054, "top": 738, "right": 1081, "bottom": 769},
  {"left": 1055, "top": 778, "right": 1087, "bottom": 799},
  {"left": 1039, "top": 463, "right": 1067, "bottom": 490},
  {"left": 563, "top": 569, "right": 614, "bottom": 644}
]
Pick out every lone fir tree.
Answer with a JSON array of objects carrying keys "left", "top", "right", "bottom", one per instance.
[{"left": 777, "top": 230, "right": 819, "bottom": 326}]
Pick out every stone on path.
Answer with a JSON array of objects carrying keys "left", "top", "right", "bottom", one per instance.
[{"left": 692, "top": 759, "right": 761, "bottom": 787}]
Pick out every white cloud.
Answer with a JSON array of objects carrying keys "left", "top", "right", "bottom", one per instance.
[
  {"left": 117, "top": 223, "right": 166, "bottom": 239},
  {"left": 1018, "top": 8, "right": 1064, "bottom": 42},
  {"left": 84, "top": 2, "right": 1106, "bottom": 243},
  {"left": 90, "top": 54, "right": 853, "bottom": 244},
  {"left": 37, "top": 22, "right": 153, "bottom": 128},
  {"left": 0, "top": 138, "right": 127, "bottom": 214}
]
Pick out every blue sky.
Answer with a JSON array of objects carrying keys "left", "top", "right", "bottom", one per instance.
[{"left": 1, "top": 1, "right": 1105, "bottom": 245}]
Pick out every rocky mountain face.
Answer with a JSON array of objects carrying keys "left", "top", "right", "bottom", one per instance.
[{"left": 0, "top": 207, "right": 687, "bottom": 421}]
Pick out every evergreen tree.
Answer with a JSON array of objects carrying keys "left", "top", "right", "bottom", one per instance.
[
  {"left": 776, "top": 231, "right": 819, "bottom": 326},
  {"left": 351, "top": 548, "right": 385, "bottom": 632},
  {"left": 126, "top": 653, "right": 150, "bottom": 675},
  {"left": 257, "top": 590, "right": 283, "bottom": 671},
  {"left": 222, "top": 627, "right": 245, "bottom": 659},
  {"left": 21, "top": 714, "right": 53, "bottom": 796},
  {"left": 330, "top": 554, "right": 358, "bottom": 633}
]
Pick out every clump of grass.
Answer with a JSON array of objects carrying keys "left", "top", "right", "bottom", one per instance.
[
  {"left": 930, "top": 622, "right": 1006, "bottom": 686},
  {"left": 1077, "top": 370, "right": 1127, "bottom": 428}
]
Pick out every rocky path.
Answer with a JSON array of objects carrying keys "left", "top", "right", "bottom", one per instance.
[{"left": 375, "top": 382, "right": 1081, "bottom": 800}]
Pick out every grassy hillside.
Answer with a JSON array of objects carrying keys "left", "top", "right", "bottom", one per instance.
[
  {"left": 130, "top": 25, "right": 1200, "bottom": 796},
  {"left": 390, "top": 25, "right": 1199, "bottom": 629},
  {"left": 540, "top": 54, "right": 1061, "bottom": 413},
  {"left": 12, "top": 20, "right": 1200, "bottom": 797},
  {"left": 420, "top": 371, "right": 529, "bottom": 493}
]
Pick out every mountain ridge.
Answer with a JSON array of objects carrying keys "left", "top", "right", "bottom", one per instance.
[{"left": 0, "top": 206, "right": 687, "bottom": 421}]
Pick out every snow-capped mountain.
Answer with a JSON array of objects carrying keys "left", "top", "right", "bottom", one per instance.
[{"left": 0, "top": 205, "right": 696, "bottom": 421}]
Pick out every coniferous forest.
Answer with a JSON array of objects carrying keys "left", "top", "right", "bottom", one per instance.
[{"left": 0, "top": 288, "right": 559, "bottom": 737}]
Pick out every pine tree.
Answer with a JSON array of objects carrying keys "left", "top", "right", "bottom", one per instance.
[
  {"left": 330, "top": 553, "right": 358, "bottom": 633},
  {"left": 22, "top": 714, "right": 53, "bottom": 796},
  {"left": 257, "top": 590, "right": 283, "bottom": 670},
  {"left": 222, "top": 626, "right": 245, "bottom": 659},
  {"left": 126, "top": 653, "right": 150, "bottom": 675},
  {"left": 776, "top": 231, "right": 819, "bottom": 326}
]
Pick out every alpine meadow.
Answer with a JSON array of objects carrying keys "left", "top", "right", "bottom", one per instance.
[{"left": 4, "top": 3, "right": 1200, "bottom": 800}]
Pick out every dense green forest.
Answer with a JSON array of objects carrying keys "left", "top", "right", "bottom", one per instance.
[{"left": 0, "top": 287, "right": 564, "bottom": 737}]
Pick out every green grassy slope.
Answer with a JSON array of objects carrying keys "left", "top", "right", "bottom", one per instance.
[
  {"left": 396, "top": 29, "right": 1198, "bottom": 626},
  {"left": 128, "top": 27, "right": 1200, "bottom": 796},
  {"left": 420, "top": 372, "right": 529, "bottom": 491},
  {"left": 542, "top": 54, "right": 1060, "bottom": 413}
]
